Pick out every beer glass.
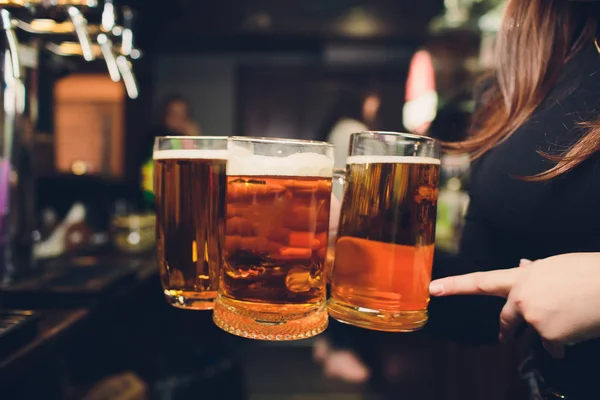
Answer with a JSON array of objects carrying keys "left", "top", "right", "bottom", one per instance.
[
  {"left": 328, "top": 132, "right": 441, "bottom": 332},
  {"left": 154, "top": 136, "right": 228, "bottom": 310},
  {"left": 213, "top": 137, "right": 334, "bottom": 340}
]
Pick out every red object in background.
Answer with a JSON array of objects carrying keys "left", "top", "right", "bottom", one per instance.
[{"left": 404, "top": 50, "right": 437, "bottom": 135}]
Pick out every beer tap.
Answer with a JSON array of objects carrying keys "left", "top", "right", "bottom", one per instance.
[
  {"left": 27, "top": 0, "right": 141, "bottom": 99},
  {"left": 101, "top": 0, "right": 114, "bottom": 31},
  {"left": 66, "top": 5, "right": 93, "bottom": 61},
  {"left": 115, "top": 54, "right": 136, "bottom": 99},
  {"left": 0, "top": 1, "right": 35, "bottom": 283},
  {"left": 85, "top": 3, "right": 140, "bottom": 98},
  {"left": 112, "top": 5, "right": 138, "bottom": 99},
  {"left": 16, "top": 0, "right": 99, "bottom": 61},
  {"left": 119, "top": 5, "right": 131, "bottom": 56},
  {"left": 96, "top": 32, "right": 118, "bottom": 81},
  {"left": 2, "top": 9, "right": 20, "bottom": 80},
  {"left": 95, "top": 0, "right": 117, "bottom": 81}
]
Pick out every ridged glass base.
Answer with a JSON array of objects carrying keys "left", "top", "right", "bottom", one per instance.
[
  {"left": 328, "top": 298, "right": 428, "bottom": 332},
  {"left": 164, "top": 290, "right": 216, "bottom": 310},
  {"left": 213, "top": 296, "right": 328, "bottom": 341}
]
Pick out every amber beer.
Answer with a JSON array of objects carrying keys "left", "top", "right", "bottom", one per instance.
[
  {"left": 154, "top": 147, "right": 227, "bottom": 310},
  {"left": 213, "top": 142, "right": 334, "bottom": 341},
  {"left": 329, "top": 155, "right": 440, "bottom": 332}
]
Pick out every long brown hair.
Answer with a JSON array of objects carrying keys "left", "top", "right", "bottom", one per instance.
[{"left": 446, "top": 0, "right": 600, "bottom": 181}]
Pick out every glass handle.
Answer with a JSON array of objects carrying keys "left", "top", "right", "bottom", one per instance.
[
  {"left": 327, "top": 168, "right": 347, "bottom": 279},
  {"left": 333, "top": 168, "right": 346, "bottom": 185},
  {"left": 332, "top": 168, "right": 347, "bottom": 200}
]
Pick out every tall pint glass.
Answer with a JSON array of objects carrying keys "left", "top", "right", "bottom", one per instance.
[
  {"left": 328, "top": 132, "right": 441, "bottom": 332},
  {"left": 213, "top": 137, "right": 334, "bottom": 340},
  {"left": 154, "top": 136, "right": 228, "bottom": 310}
]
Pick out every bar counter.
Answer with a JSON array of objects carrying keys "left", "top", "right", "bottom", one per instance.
[{"left": 0, "top": 254, "right": 529, "bottom": 400}]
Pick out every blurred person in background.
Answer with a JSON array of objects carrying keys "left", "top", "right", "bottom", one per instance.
[
  {"left": 138, "top": 95, "right": 202, "bottom": 207},
  {"left": 313, "top": 89, "right": 381, "bottom": 384},
  {"left": 318, "top": 90, "right": 380, "bottom": 169},
  {"left": 140, "top": 95, "right": 202, "bottom": 164}
]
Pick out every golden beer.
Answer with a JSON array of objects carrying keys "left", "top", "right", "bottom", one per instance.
[
  {"left": 329, "top": 155, "right": 440, "bottom": 331},
  {"left": 154, "top": 146, "right": 227, "bottom": 310},
  {"left": 213, "top": 140, "right": 334, "bottom": 340}
]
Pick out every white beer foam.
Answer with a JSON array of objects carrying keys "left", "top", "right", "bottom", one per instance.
[
  {"left": 346, "top": 155, "right": 441, "bottom": 166},
  {"left": 153, "top": 149, "right": 229, "bottom": 160},
  {"left": 228, "top": 152, "right": 334, "bottom": 177}
]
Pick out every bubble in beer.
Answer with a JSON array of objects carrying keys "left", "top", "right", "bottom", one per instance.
[{"left": 285, "top": 266, "right": 313, "bottom": 293}]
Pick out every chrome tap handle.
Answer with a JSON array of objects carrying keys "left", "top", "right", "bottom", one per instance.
[
  {"left": 116, "top": 55, "right": 138, "bottom": 99},
  {"left": 97, "top": 33, "right": 120, "bottom": 82},
  {"left": 120, "top": 7, "right": 134, "bottom": 56},
  {"left": 1, "top": 10, "right": 20, "bottom": 80},
  {"left": 68, "top": 6, "right": 95, "bottom": 61}
]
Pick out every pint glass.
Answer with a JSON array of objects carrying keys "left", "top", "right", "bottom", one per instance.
[
  {"left": 328, "top": 132, "right": 441, "bottom": 332},
  {"left": 213, "top": 137, "right": 334, "bottom": 340},
  {"left": 154, "top": 136, "right": 228, "bottom": 310}
]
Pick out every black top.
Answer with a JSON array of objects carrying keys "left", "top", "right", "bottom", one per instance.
[{"left": 429, "top": 43, "right": 600, "bottom": 398}]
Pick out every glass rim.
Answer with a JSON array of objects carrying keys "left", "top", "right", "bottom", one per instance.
[
  {"left": 353, "top": 131, "right": 439, "bottom": 143},
  {"left": 229, "top": 136, "right": 334, "bottom": 148},
  {"left": 155, "top": 135, "right": 228, "bottom": 141}
]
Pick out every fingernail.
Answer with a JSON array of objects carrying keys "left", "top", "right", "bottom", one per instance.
[
  {"left": 520, "top": 259, "right": 532, "bottom": 265},
  {"left": 429, "top": 283, "right": 444, "bottom": 296}
]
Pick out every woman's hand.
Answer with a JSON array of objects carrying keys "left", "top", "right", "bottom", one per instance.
[
  {"left": 182, "top": 120, "right": 201, "bottom": 136},
  {"left": 429, "top": 253, "right": 600, "bottom": 358}
]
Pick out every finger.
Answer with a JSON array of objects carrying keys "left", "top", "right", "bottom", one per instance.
[
  {"left": 542, "top": 340, "right": 566, "bottom": 359},
  {"left": 499, "top": 298, "right": 525, "bottom": 342},
  {"left": 429, "top": 268, "right": 521, "bottom": 298}
]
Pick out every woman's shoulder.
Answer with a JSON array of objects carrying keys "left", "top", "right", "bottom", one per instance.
[{"left": 542, "top": 44, "right": 600, "bottom": 115}]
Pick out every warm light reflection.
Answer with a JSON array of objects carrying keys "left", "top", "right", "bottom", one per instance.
[
  {"left": 46, "top": 41, "right": 102, "bottom": 58},
  {"left": 336, "top": 7, "right": 381, "bottom": 37},
  {"left": 35, "top": 0, "right": 98, "bottom": 6},
  {"left": 71, "top": 160, "right": 88, "bottom": 175},
  {"left": 0, "top": 0, "right": 26, "bottom": 5}
]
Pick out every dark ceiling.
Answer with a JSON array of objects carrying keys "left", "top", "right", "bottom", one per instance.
[{"left": 123, "top": 0, "right": 445, "bottom": 53}]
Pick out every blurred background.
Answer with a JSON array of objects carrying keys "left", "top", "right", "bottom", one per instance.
[
  {"left": 0, "top": 1, "right": 518, "bottom": 399},
  {"left": 32, "top": 0, "right": 489, "bottom": 252}
]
